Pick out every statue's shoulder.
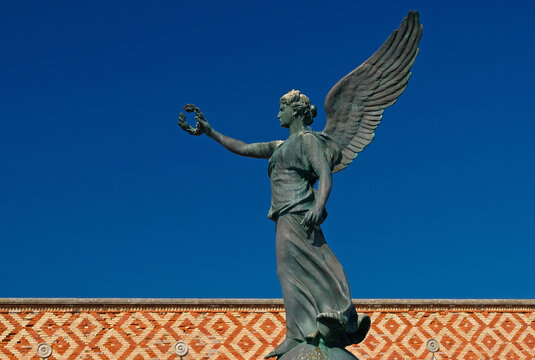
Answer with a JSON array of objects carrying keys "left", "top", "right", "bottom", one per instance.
[
  {"left": 295, "top": 130, "right": 323, "bottom": 141},
  {"left": 284, "top": 131, "right": 337, "bottom": 154},
  {"left": 297, "top": 130, "right": 336, "bottom": 147},
  {"left": 283, "top": 130, "right": 320, "bottom": 149},
  {"left": 298, "top": 130, "right": 343, "bottom": 169}
]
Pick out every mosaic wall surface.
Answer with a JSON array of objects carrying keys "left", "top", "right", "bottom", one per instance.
[{"left": 0, "top": 301, "right": 534, "bottom": 359}]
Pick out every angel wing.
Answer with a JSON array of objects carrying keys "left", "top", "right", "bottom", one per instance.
[{"left": 323, "top": 11, "right": 423, "bottom": 173}]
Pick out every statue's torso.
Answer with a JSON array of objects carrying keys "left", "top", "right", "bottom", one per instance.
[{"left": 267, "top": 131, "right": 319, "bottom": 221}]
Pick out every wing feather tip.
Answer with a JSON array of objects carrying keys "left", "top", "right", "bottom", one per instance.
[{"left": 324, "top": 10, "right": 422, "bottom": 171}]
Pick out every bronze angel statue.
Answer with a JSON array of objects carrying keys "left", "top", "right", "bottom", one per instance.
[{"left": 179, "top": 11, "right": 422, "bottom": 360}]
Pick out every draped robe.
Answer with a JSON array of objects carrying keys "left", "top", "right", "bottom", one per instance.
[{"left": 267, "top": 130, "right": 366, "bottom": 357}]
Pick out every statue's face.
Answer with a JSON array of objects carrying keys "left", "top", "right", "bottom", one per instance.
[{"left": 278, "top": 103, "right": 294, "bottom": 128}]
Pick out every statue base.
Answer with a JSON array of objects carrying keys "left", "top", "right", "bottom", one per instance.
[{"left": 279, "top": 342, "right": 358, "bottom": 360}]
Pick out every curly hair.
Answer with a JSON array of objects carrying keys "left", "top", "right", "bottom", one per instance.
[{"left": 280, "top": 89, "right": 317, "bottom": 126}]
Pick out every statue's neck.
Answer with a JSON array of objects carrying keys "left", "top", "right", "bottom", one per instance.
[{"left": 289, "top": 121, "right": 307, "bottom": 136}]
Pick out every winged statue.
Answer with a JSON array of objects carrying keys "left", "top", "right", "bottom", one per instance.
[{"left": 178, "top": 11, "right": 423, "bottom": 360}]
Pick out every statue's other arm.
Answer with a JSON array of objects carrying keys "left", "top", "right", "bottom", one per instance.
[{"left": 302, "top": 134, "right": 333, "bottom": 228}]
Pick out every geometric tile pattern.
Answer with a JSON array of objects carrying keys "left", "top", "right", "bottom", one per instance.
[{"left": 1, "top": 299, "right": 534, "bottom": 359}]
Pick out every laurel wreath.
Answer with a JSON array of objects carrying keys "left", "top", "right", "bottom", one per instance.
[{"left": 178, "top": 104, "right": 205, "bottom": 136}]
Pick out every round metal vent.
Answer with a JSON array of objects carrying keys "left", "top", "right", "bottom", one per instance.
[
  {"left": 36, "top": 342, "right": 52, "bottom": 358},
  {"left": 174, "top": 340, "right": 189, "bottom": 357},
  {"left": 426, "top": 338, "right": 440, "bottom": 353}
]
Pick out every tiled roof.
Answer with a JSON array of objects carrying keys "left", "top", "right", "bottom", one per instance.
[{"left": 1, "top": 299, "right": 534, "bottom": 359}]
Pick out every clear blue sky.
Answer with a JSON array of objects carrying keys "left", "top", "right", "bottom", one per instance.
[{"left": 1, "top": 0, "right": 534, "bottom": 299}]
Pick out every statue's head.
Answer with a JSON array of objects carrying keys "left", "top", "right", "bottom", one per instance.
[{"left": 279, "top": 89, "right": 317, "bottom": 128}]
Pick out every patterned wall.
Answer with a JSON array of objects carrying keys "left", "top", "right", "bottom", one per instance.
[{"left": 0, "top": 299, "right": 534, "bottom": 359}]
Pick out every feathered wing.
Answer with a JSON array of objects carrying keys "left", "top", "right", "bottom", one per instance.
[{"left": 323, "top": 11, "right": 423, "bottom": 173}]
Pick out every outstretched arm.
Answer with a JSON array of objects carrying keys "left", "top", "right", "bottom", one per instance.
[
  {"left": 204, "top": 124, "right": 281, "bottom": 159},
  {"left": 179, "top": 105, "right": 282, "bottom": 159}
]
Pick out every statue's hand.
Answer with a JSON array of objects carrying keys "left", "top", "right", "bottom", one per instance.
[
  {"left": 302, "top": 206, "right": 324, "bottom": 229},
  {"left": 178, "top": 104, "right": 212, "bottom": 136},
  {"left": 194, "top": 114, "right": 213, "bottom": 137}
]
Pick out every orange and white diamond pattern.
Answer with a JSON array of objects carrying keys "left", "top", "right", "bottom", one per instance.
[{"left": 0, "top": 305, "right": 534, "bottom": 359}]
